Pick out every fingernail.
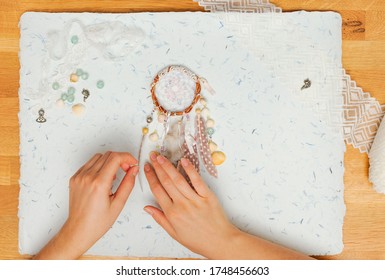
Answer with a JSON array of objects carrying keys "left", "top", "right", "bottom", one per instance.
[
  {"left": 144, "top": 163, "right": 151, "bottom": 172},
  {"left": 181, "top": 158, "right": 189, "bottom": 167},
  {"left": 157, "top": 155, "right": 165, "bottom": 164},
  {"left": 150, "top": 152, "right": 157, "bottom": 161},
  {"left": 132, "top": 168, "right": 139, "bottom": 177},
  {"left": 144, "top": 207, "right": 153, "bottom": 215}
]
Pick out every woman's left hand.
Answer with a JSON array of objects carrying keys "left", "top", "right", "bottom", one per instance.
[{"left": 34, "top": 151, "right": 138, "bottom": 259}]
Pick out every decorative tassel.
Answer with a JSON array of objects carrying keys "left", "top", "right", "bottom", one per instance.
[
  {"left": 195, "top": 114, "right": 218, "bottom": 178},
  {"left": 160, "top": 112, "right": 171, "bottom": 155}
]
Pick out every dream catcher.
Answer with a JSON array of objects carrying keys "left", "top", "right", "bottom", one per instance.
[{"left": 139, "top": 65, "right": 226, "bottom": 186}]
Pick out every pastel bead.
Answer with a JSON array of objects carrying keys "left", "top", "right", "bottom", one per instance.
[
  {"left": 158, "top": 114, "right": 166, "bottom": 123},
  {"left": 61, "top": 93, "right": 68, "bottom": 101},
  {"left": 71, "top": 35, "right": 79, "bottom": 44},
  {"left": 206, "top": 119, "right": 215, "bottom": 128},
  {"left": 149, "top": 131, "right": 159, "bottom": 142},
  {"left": 200, "top": 98, "right": 207, "bottom": 106},
  {"left": 142, "top": 127, "right": 149, "bottom": 135},
  {"left": 70, "top": 74, "right": 79, "bottom": 82},
  {"left": 67, "top": 94, "right": 75, "bottom": 103},
  {"left": 96, "top": 80, "right": 104, "bottom": 89},
  {"left": 68, "top": 87, "right": 75, "bottom": 95},
  {"left": 209, "top": 141, "right": 218, "bottom": 152},
  {"left": 81, "top": 72, "right": 89, "bottom": 80},
  {"left": 52, "top": 82, "right": 60, "bottom": 90},
  {"left": 201, "top": 107, "right": 210, "bottom": 118},
  {"left": 212, "top": 151, "right": 226, "bottom": 166},
  {"left": 195, "top": 108, "right": 202, "bottom": 114},
  {"left": 72, "top": 104, "right": 85, "bottom": 116},
  {"left": 76, "top": 68, "right": 83, "bottom": 76},
  {"left": 207, "top": 127, "right": 215, "bottom": 136},
  {"left": 56, "top": 99, "right": 65, "bottom": 108}
]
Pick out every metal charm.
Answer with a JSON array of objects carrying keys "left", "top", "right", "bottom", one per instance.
[
  {"left": 36, "top": 108, "right": 47, "bottom": 123},
  {"left": 82, "top": 89, "right": 90, "bottom": 102},
  {"left": 301, "top": 78, "right": 312, "bottom": 90}
]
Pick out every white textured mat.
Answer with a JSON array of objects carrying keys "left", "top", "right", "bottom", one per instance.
[{"left": 19, "top": 12, "right": 345, "bottom": 257}]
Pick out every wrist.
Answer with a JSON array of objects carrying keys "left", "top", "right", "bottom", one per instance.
[
  {"left": 33, "top": 220, "right": 84, "bottom": 260},
  {"left": 204, "top": 225, "right": 244, "bottom": 260}
]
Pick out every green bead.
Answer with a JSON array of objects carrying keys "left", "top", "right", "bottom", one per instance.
[
  {"left": 67, "top": 94, "right": 75, "bottom": 103},
  {"left": 81, "top": 72, "right": 89, "bottom": 80},
  {"left": 76, "top": 68, "right": 83, "bottom": 76},
  {"left": 52, "top": 82, "right": 59, "bottom": 90},
  {"left": 71, "top": 35, "right": 79, "bottom": 44},
  {"left": 207, "top": 127, "right": 215, "bottom": 136},
  {"left": 68, "top": 87, "right": 75, "bottom": 95},
  {"left": 96, "top": 80, "right": 104, "bottom": 89},
  {"left": 61, "top": 93, "right": 68, "bottom": 101}
]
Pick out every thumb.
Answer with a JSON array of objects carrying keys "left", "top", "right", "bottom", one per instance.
[
  {"left": 144, "top": 206, "right": 177, "bottom": 239},
  {"left": 112, "top": 166, "right": 138, "bottom": 211}
]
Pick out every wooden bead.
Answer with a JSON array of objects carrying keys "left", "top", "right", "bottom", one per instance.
[
  {"left": 209, "top": 141, "right": 218, "bottom": 152},
  {"left": 56, "top": 99, "right": 65, "bottom": 108},
  {"left": 212, "top": 151, "right": 226, "bottom": 166},
  {"left": 206, "top": 119, "right": 215, "bottom": 128},
  {"left": 70, "top": 74, "right": 79, "bottom": 83},
  {"left": 142, "top": 127, "right": 149, "bottom": 135},
  {"left": 72, "top": 104, "right": 85, "bottom": 116}
]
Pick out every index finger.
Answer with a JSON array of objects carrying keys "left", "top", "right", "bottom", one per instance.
[
  {"left": 155, "top": 155, "right": 197, "bottom": 200},
  {"left": 97, "top": 152, "right": 138, "bottom": 183}
]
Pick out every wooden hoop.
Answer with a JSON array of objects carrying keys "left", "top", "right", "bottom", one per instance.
[{"left": 150, "top": 65, "right": 201, "bottom": 116}]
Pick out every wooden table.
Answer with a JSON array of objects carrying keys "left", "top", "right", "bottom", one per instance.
[{"left": 1, "top": 0, "right": 385, "bottom": 260}]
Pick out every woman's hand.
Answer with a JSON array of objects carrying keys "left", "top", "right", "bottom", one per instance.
[
  {"left": 34, "top": 151, "right": 139, "bottom": 259},
  {"left": 144, "top": 153, "right": 240, "bottom": 259},
  {"left": 144, "top": 153, "right": 312, "bottom": 260}
]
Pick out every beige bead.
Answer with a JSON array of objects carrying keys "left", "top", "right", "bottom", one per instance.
[
  {"left": 56, "top": 99, "right": 65, "bottom": 108},
  {"left": 158, "top": 113, "right": 166, "bottom": 123},
  {"left": 212, "top": 151, "right": 226, "bottom": 166},
  {"left": 200, "top": 98, "right": 207, "bottom": 106},
  {"left": 206, "top": 119, "right": 215, "bottom": 128},
  {"left": 195, "top": 108, "right": 202, "bottom": 114},
  {"left": 72, "top": 103, "right": 85, "bottom": 116},
  {"left": 209, "top": 141, "right": 218, "bottom": 152},
  {"left": 70, "top": 73, "right": 79, "bottom": 83},
  {"left": 149, "top": 131, "right": 159, "bottom": 142},
  {"left": 201, "top": 107, "right": 210, "bottom": 118}
]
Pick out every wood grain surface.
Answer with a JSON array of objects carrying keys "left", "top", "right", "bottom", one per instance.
[{"left": 1, "top": 0, "right": 385, "bottom": 260}]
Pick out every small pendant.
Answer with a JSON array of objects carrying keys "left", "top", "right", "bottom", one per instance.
[
  {"left": 301, "top": 78, "right": 311, "bottom": 90},
  {"left": 36, "top": 108, "right": 47, "bottom": 123},
  {"left": 82, "top": 89, "right": 90, "bottom": 102}
]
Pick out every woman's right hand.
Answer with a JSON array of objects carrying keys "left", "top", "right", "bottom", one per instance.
[
  {"left": 143, "top": 153, "right": 240, "bottom": 259},
  {"left": 144, "top": 153, "right": 312, "bottom": 260}
]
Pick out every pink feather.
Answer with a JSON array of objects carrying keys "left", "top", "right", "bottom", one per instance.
[
  {"left": 182, "top": 140, "right": 199, "bottom": 173},
  {"left": 195, "top": 114, "right": 218, "bottom": 178}
]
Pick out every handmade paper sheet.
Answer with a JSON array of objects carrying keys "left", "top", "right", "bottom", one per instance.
[{"left": 19, "top": 11, "right": 345, "bottom": 257}]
